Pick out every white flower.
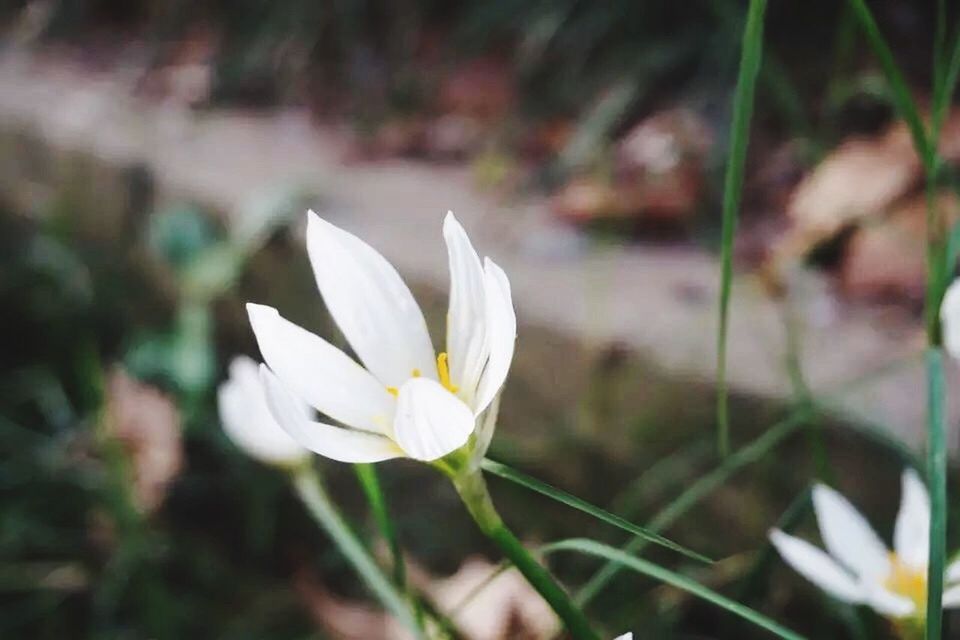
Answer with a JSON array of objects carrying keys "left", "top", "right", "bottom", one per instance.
[
  {"left": 940, "top": 278, "right": 960, "bottom": 358},
  {"left": 614, "top": 634, "right": 633, "bottom": 640},
  {"left": 217, "top": 355, "right": 309, "bottom": 466},
  {"left": 247, "top": 210, "right": 516, "bottom": 465},
  {"left": 770, "top": 470, "right": 960, "bottom": 619}
]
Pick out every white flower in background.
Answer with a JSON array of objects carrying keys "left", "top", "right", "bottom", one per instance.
[
  {"left": 614, "top": 634, "right": 633, "bottom": 640},
  {"left": 770, "top": 470, "right": 960, "bottom": 620},
  {"left": 247, "top": 210, "right": 516, "bottom": 465},
  {"left": 940, "top": 278, "right": 960, "bottom": 358},
  {"left": 217, "top": 355, "right": 309, "bottom": 466}
]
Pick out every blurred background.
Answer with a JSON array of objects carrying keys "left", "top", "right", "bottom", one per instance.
[{"left": 1, "top": 0, "right": 959, "bottom": 638}]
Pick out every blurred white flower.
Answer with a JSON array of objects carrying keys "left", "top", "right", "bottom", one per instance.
[
  {"left": 248, "top": 210, "right": 516, "bottom": 465},
  {"left": 940, "top": 278, "right": 960, "bottom": 358},
  {"left": 770, "top": 470, "right": 960, "bottom": 619},
  {"left": 614, "top": 634, "right": 633, "bottom": 640},
  {"left": 217, "top": 355, "right": 309, "bottom": 466}
]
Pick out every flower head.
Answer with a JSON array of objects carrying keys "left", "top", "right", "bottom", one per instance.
[
  {"left": 770, "top": 470, "right": 960, "bottom": 619},
  {"left": 248, "top": 211, "right": 516, "bottom": 466},
  {"left": 217, "top": 355, "right": 309, "bottom": 466}
]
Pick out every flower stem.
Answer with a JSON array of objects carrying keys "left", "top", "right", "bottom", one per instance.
[
  {"left": 291, "top": 465, "right": 425, "bottom": 639},
  {"left": 451, "top": 470, "right": 600, "bottom": 640}
]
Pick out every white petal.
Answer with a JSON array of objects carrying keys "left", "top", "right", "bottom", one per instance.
[
  {"left": 217, "top": 356, "right": 309, "bottom": 465},
  {"left": 247, "top": 303, "right": 395, "bottom": 433},
  {"left": 943, "top": 584, "right": 960, "bottom": 608},
  {"left": 863, "top": 584, "right": 916, "bottom": 618},
  {"left": 894, "top": 469, "right": 930, "bottom": 570},
  {"left": 946, "top": 556, "right": 960, "bottom": 582},
  {"left": 812, "top": 484, "right": 891, "bottom": 581},
  {"left": 473, "top": 258, "right": 517, "bottom": 414},
  {"left": 444, "top": 212, "right": 488, "bottom": 404},
  {"left": 306, "top": 211, "right": 436, "bottom": 388},
  {"left": 940, "top": 279, "right": 960, "bottom": 360},
  {"left": 393, "top": 378, "right": 475, "bottom": 461},
  {"left": 260, "top": 366, "right": 403, "bottom": 463},
  {"left": 614, "top": 635, "right": 633, "bottom": 640},
  {"left": 769, "top": 530, "right": 865, "bottom": 604}
]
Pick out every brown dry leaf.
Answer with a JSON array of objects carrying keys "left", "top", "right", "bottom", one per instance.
[
  {"left": 427, "top": 556, "right": 557, "bottom": 640},
  {"left": 774, "top": 121, "right": 921, "bottom": 264},
  {"left": 293, "top": 569, "right": 399, "bottom": 640},
  {"left": 841, "top": 191, "right": 960, "bottom": 302},
  {"left": 105, "top": 368, "right": 183, "bottom": 514}
]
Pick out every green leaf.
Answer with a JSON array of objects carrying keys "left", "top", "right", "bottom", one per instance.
[
  {"left": 716, "top": 0, "right": 768, "bottom": 457},
  {"left": 481, "top": 459, "right": 711, "bottom": 564},
  {"left": 544, "top": 539, "right": 807, "bottom": 640}
]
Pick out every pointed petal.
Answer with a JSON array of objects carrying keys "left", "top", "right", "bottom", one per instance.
[
  {"left": 247, "top": 303, "right": 395, "bottom": 433},
  {"left": 217, "top": 356, "right": 308, "bottom": 465},
  {"left": 940, "top": 279, "right": 960, "bottom": 359},
  {"left": 306, "top": 211, "right": 436, "bottom": 388},
  {"left": 393, "top": 378, "right": 474, "bottom": 461},
  {"left": 943, "top": 584, "right": 960, "bottom": 608},
  {"left": 947, "top": 557, "right": 960, "bottom": 583},
  {"left": 444, "top": 212, "right": 488, "bottom": 403},
  {"left": 769, "top": 530, "right": 865, "bottom": 603},
  {"left": 894, "top": 469, "right": 930, "bottom": 570},
  {"left": 863, "top": 585, "right": 915, "bottom": 618},
  {"left": 813, "top": 484, "right": 891, "bottom": 581},
  {"left": 260, "top": 366, "right": 404, "bottom": 463},
  {"left": 473, "top": 258, "right": 517, "bottom": 414},
  {"left": 614, "top": 635, "right": 633, "bottom": 640}
]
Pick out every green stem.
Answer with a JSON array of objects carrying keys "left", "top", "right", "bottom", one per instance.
[
  {"left": 716, "top": 0, "right": 767, "bottom": 458},
  {"left": 291, "top": 465, "right": 424, "bottom": 639},
  {"left": 354, "top": 463, "right": 407, "bottom": 588},
  {"left": 451, "top": 470, "right": 600, "bottom": 640},
  {"left": 925, "top": 349, "right": 947, "bottom": 640}
]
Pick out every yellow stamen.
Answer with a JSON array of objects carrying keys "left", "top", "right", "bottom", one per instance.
[
  {"left": 386, "top": 386, "right": 399, "bottom": 397},
  {"left": 412, "top": 368, "right": 421, "bottom": 378},
  {"left": 436, "top": 352, "right": 459, "bottom": 393},
  {"left": 885, "top": 553, "right": 927, "bottom": 612}
]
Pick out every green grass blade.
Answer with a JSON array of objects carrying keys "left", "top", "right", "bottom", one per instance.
[
  {"left": 926, "top": 349, "right": 948, "bottom": 640},
  {"left": 845, "top": 0, "right": 931, "bottom": 160},
  {"left": 576, "top": 409, "right": 807, "bottom": 607},
  {"left": 354, "top": 463, "right": 406, "bottom": 588},
  {"left": 575, "top": 355, "right": 919, "bottom": 607},
  {"left": 291, "top": 466, "right": 424, "bottom": 639},
  {"left": 545, "top": 539, "right": 807, "bottom": 640},
  {"left": 716, "top": 0, "right": 768, "bottom": 457},
  {"left": 481, "top": 459, "right": 711, "bottom": 564}
]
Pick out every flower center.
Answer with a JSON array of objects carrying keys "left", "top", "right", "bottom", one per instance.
[
  {"left": 385, "top": 352, "right": 458, "bottom": 397},
  {"left": 885, "top": 553, "right": 927, "bottom": 613}
]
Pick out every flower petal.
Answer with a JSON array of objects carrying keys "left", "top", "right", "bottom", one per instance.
[
  {"left": 473, "top": 258, "right": 517, "bottom": 415},
  {"left": 894, "top": 469, "right": 930, "bottom": 570},
  {"left": 218, "top": 356, "right": 308, "bottom": 465},
  {"left": 947, "top": 557, "right": 960, "bottom": 583},
  {"left": 943, "top": 584, "right": 960, "bottom": 608},
  {"left": 769, "top": 529, "right": 865, "bottom": 603},
  {"left": 306, "top": 211, "right": 436, "bottom": 388},
  {"left": 812, "top": 484, "right": 891, "bottom": 581},
  {"left": 260, "top": 366, "right": 404, "bottom": 463},
  {"left": 393, "top": 378, "right": 474, "bottom": 461},
  {"left": 247, "top": 303, "right": 395, "bottom": 433},
  {"left": 862, "top": 585, "right": 916, "bottom": 618},
  {"left": 444, "top": 212, "right": 488, "bottom": 404},
  {"left": 940, "top": 278, "right": 960, "bottom": 359}
]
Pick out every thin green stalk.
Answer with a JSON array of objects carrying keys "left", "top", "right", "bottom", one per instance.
[
  {"left": 716, "top": 0, "right": 767, "bottom": 457},
  {"left": 451, "top": 470, "right": 600, "bottom": 640},
  {"left": 925, "top": 349, "right": 948, "bottom": 640},
  {"left": 354, "top": 463, "right": 406, "bottom": 588},
  {"left": 576, "top": 355, "right": 918, "bottom": 607},
  {"left": 576, "top": 408, "right": 808, "bottom": 607},
  {"left": 291, "top": 465, "right": 424, "bottom": 639},
  {"left": 547, "top": 540, "right": 807, "bottom": 640},
  {"left": 844, "top": 0, "right": 932, "bottom": 160}
]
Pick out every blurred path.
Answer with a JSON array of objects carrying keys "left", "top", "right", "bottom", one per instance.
[{"left": 0, "top": 49, "right": 952, "bottom": 450}]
